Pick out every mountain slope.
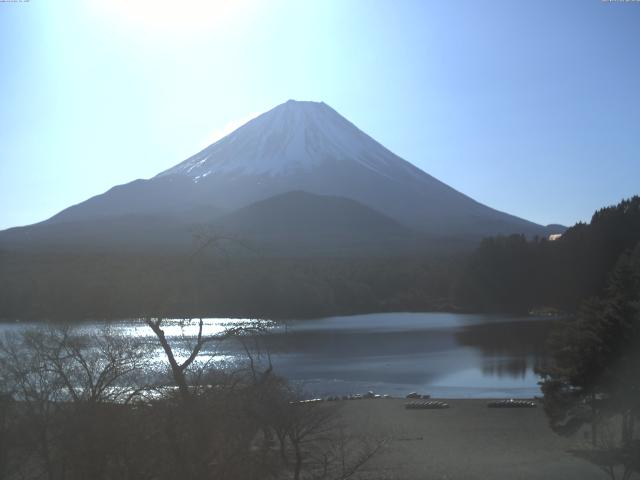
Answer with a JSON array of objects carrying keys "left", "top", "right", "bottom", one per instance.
[
  {"left": 211, "top": 191, "right": 423, "bottom": 255},
  {"left": 155, "top": 100, "right": 554, "bottom": 238},
  {"left": 1, "top": 99, "right": 559, "bottom": 253},
  {"left": 0, "top": 213, "right": 203, "bottom": 253}
]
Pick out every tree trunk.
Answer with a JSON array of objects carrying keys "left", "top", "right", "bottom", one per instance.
[
  {"left": 621, "top": 409, "right": 632, "bottom": 445},
  {"left": 293, "top": 441, "right": 302, "bottom": 480},
  {"left": 590, "top": 394, "right": 598, "bottom": 446}
]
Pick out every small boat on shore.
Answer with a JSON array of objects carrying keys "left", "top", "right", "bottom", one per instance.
[{"left": 406, "top": 392, "right": 431, "bottom": 399}]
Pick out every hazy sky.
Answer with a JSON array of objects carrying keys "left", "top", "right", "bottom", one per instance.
[{"left": 1, "top": 0, "right": 639, "bottom": 230}]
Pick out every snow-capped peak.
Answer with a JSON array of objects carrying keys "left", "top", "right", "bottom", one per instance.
[{"left": 156, "top": 100, "right": 423, "bottom": 182}]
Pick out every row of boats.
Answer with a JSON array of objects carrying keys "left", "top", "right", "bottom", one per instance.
[
  {"left": 290, "top": 393, "right": 537, "bottom": 409},
  {"left": 405, "top": 401, "right": 450, "bottom": 409},
  {"left": 326, "top": 391, "right": 393, "bottom": 401},
  {"left": 487, "top": 399, "right": 537, "bottom": 408},
  {"left": 290, "top": 391, "right": 392, "bottom": 405},
  {"left": 405, "top": 399, "right": 537, "bottom": 410}
]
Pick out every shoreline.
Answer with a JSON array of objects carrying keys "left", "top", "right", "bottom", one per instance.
[
  {"left": 0, "top": 307, "right": 562, "bottom": 323},
  {"left": 341, "top": 398, "right": 604, "bottom": 480}
]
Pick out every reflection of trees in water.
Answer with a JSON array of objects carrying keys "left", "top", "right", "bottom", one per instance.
[
  {"left": 218, "top": 329, "right": 457, "bottom": 359},
  {"left": 456, "top": 320, "right": 554, "bottom": 379},
  {"left": 481, "top": 355, "right": 548, "bottom": 379}
]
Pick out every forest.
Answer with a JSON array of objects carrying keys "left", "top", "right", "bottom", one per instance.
[
  {"left": 0, "top": 251, "right": 461, "bottom": 321},
  {"left": 458, "top": 196, "right": 640, "bottom": 313},
  {"left": 0, "top": 196, "right": 638, "bottom": 321}
]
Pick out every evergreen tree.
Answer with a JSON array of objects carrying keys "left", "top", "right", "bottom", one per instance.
[{"left": 538, "top": 242, "right": 640, "bottom": 453}]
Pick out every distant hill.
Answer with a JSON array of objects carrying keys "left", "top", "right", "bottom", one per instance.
[
  {"left": 0, "top": 215, "right": 191, "bottom": 253},
  {"left": 210, "top": 191, "right": 424, "bottom": 256},
  {"left": 0, "top": 192, "right": 427, "bottom": 256}
]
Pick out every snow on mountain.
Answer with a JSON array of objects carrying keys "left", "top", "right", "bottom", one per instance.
[
  {"left": 16, "top": 99, "right": 556, "bottom": 245},
  {"left": 157, "top": 100, "right": 423, "bottom": 182}
]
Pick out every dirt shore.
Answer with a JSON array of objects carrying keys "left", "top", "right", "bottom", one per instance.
[{"left": 340, "top": 398, "right": 606, "bottom": 480}]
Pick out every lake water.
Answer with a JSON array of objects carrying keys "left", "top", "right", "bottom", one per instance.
[{"left": 0, "top": 312, "right": 554, "bottom": 399}]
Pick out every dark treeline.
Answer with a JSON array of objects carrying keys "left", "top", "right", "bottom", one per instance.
[
  {"left": 458, "top": 196, "right": 640, "bottom": 313},
  {"left": 1, "top": 196, "right": 638, "bottom": 321},
  {"left": 0, "top": 251, "right": 462, "bottom": 321},
  {"left": 537, "top": 237, "right": 640, "bottom": 479}
]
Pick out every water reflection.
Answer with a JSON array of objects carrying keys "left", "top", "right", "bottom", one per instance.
[
  {"left": 0, "top": 313, "right": 556, "bottom": 398},
  {"left": 454, "top": 319, "right": 552, "bottom": 357},
  {"left": 454, "top": 320, "right": 552, "bottom": 379},
  {"left": 218, "top": 313, "right": 555, "bottom": 397}
]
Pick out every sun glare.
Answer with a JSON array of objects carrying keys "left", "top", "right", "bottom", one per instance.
[
  {"left": 204, "top": 111, "right": 261, "bottom": 147},
  {"left": 92, "top": 0, "right": 255, "bottom": 34}
]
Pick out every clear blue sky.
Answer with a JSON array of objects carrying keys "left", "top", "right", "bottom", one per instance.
[{"left": 1, "top": 0, "right": 639, "bottom": 230}]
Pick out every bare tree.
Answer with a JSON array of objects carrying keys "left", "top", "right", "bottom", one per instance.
[
  {"left": 142, "top": 317, "right": 271, "bottom": 401},
  {"left": 0, "top": 326, "right": 151, "bottom": 480},
  {"left": 265, "top": 397, "right": 384, "bottom": 480}
]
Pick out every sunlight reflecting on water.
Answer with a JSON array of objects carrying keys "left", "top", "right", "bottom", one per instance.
[{"left": 0, "top": 313, "right": 554, "bottom": 398}]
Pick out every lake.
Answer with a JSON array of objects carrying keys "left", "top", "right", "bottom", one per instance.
[{"left": 0, "top": 312, "right": 554, "bottom": 399}]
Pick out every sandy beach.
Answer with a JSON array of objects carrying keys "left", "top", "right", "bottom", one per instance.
[{"left": 341, "top": 398, "right": 605, "bottom": 480}]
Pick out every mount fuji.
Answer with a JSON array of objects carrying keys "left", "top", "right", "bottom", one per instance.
[{"left": 0, "top": 100, "right": 559, "bottom": 254}]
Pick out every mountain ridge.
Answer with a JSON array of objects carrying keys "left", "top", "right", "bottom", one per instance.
[{"left": 0, "top": 99, "right": 563, "bottom": 254}]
